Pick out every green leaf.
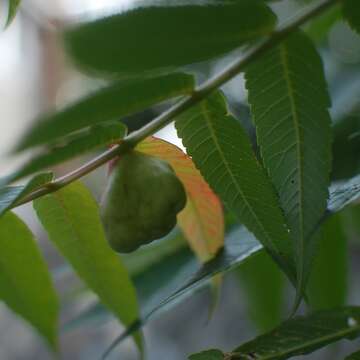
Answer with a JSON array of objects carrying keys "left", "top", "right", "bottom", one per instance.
[
  {"left": 236, "top": 250, "right": 286, "bottom": 332},
  {"left": 175, "top": 91, "right": 296, "bottom": 286},
  {"left": 191, "top": 307, "right": 360, "bottom": 360},
  {"left": 7, "top": 122, "right": 125, "bottom": 184},
  {"left": 245, "top": 30, "right": 332, "bottom": 307},
  {"left": 101, "top": 226, "right": 262, "bottom": 358},
  {"left": 16, "top": 73, "right": 194, "bottom": 151},
  {"left": 307, "top": 214, "right": 348, "bottom": 310},
  {"left": 64, "top": 236, "right": 196, "bottom": 332},
  {"left": 346, "top": 350, "right": 360, "bottom": 359},
  {"left": 0, "top": 212, "right": 58, "bottom": 348},
  {"left": 343, "top": 0, "right": 360, "bottom": 34},
  {"left": 33, "top": 181, "right": 142, "bottom": 352},
  {"left": 64, "top": 0, "right": 276, "bottom": 77},
  {"left": 189, "top": 349, "right": 224, "bottom": 360},
  {"left": 0, "top": 172, "right": 53, "bottom": 216},
  {"left": 6, "top": 0, "right": 21, "bottom": 27}
]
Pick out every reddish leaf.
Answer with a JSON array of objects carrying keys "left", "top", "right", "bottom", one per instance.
[{"left": 137, "top": 137, "right": 224, "bottom": 262}]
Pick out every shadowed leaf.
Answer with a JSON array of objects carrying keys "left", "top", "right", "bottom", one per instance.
[
  {"left": 343, "top": 0, "right": 360, "bottom": 34},
  {"left": 176, "top": 91, "right": 296, "bottom": 286},
  {"left": 7, "top": 123, "right": 126, "bottom": 185},
  {"left": 245, "top": 31, "right": 332, "bottom": 307},
  {"left": 308, "top": 214, "right": 348, "bottom": 310},
  {"left": 16, "top": 73, "right": 194, "bottom": 151},
  {"left": 64, "top": 0, "right": 276, "bottom": 77}
]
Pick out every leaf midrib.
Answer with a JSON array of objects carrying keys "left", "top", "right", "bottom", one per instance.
[
  {"left": 200, "top": 102, "right": 277, "bottom": 255},
  {"left": 279, "top": 44, "right": 305, "bottom": 291}
]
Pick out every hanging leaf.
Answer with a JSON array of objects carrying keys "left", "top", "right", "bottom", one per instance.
[
  {"left": 6, "top": 0, "right": 21, "bottom": 27},
  {"left": 137, "top": 136, "right": 224, "bottom": 262},
  {"left": 0, "top": 172, "right": 53, "bottom": 216},
  {"left": 343, "top": 0, "right": 360, "bottom": 34},
  {"left": 175, "top": 91, "right": 296, "bottom": 285},
  {"left": 308, "top": 214, "right": 348, "bottom": 310},
  {"left": 16, "top": 73, "right": 194, "bottom": 151},
  {"left": 0, "top": 212, "right": 58, "bottom": 349},
  {"left": 33, "top": 181, "right": 142, "bottom": 353},
  {"left": 190, "top": 307, "right": 360, "bottom": 360},
  {"left": 64, "top": 0, "right": 276, "bottom": 77},
  {"left": 245, "top": 30, "right": 332, "bottom": 307},
  {"left": 236, "top": 250, "right": 286, "bottom": 332},
  {"left": 6, "top": 122, "right": 126, "bottom": 185}
]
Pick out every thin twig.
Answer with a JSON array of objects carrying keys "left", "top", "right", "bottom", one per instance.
[{"left": 13, "top": 0, "right": 341, "bottom": 208}]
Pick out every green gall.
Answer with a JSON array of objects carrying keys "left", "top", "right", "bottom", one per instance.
[{"left": 101, "top": 151, "right": 187, "bottom": 253}]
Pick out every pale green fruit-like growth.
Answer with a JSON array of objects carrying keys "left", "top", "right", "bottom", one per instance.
[{"left": 101, "top": 151, "right": 187, "bottom": 253}]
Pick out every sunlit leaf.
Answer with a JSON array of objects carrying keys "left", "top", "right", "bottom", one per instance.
[
  {"left": 245, "top": 31, "right": 332, "bottom": 307},
  {"left": 64, "top": 0, "right": 276, "bottom": 77},
  {"left": 175, "top": 91, "right": 296, "bottom": 285},
  {"left": 7, "top": 122, "right": 126, "bottom": 184},
  {"left": 0, "top": 172, "right": 53, "bottom": 216},
  {"left": 33, "top": 181, "right": 142, "bottom": 353},
  {"left": 16, "top": 73, "right": 194, "bottom": 151},
  {"left": 191, "top": 307, "right": 360, "bottom": 360},
  {"left": 0, "top": 212, "right": 58, "bottom": 349},
  {"left": 137, "top": 136, "right": 224, "bottom": 262}
]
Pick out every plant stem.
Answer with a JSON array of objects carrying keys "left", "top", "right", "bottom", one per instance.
[{"left": 14, "top": 0, "right": 341, "bottom": 208}]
